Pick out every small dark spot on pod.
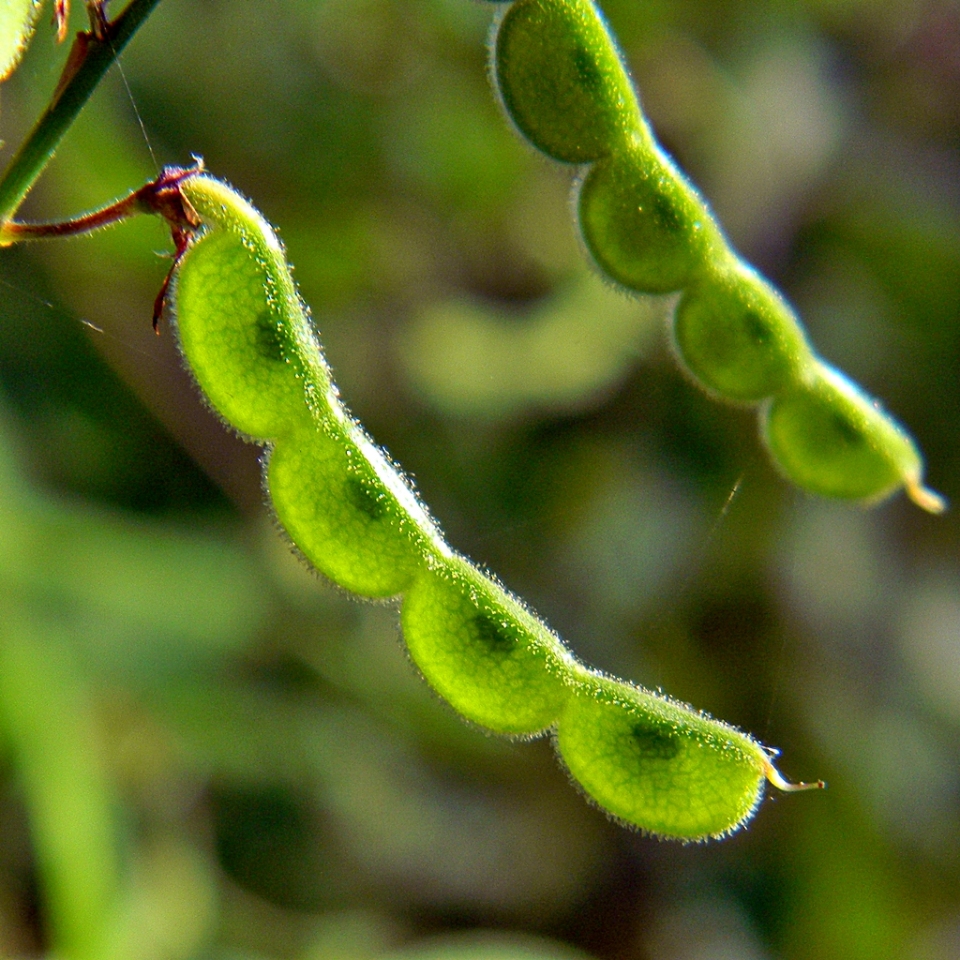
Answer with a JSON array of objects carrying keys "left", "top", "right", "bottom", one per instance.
[
  {"left": 631, "top": 721, "right": 680, "bottom": 760},
  {"left": 346, "top": 475, "right": 386, "bottom": 520},
  {"left": 472, "top": 613, "right": 518, "bottom": 653},
  {"left": 572, "top": 44, "right": 602, "bottom": 93},
  {"left": 255, "top": 309, "right": 286, "bottom": 362}
]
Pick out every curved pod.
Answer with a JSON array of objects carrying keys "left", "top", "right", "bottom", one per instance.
[
  {"left": 159, "top": 169, "right": 819, "bottom": 837},
  {"left": 488, "top": 0, "right": 942, "bottom": 512}
]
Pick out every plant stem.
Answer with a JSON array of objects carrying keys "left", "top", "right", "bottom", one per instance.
[{"left": 0, "top": 0, "right": 163, "bottom": 224}]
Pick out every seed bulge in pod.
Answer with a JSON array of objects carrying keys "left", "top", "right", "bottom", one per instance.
[
  {"left": 175, "top": 228, "right": 316, "bottom": 440},
  {"left": 673, "top": 262, "right": 812, "bottom": 403},
  {"left": 493, "top": 0, "right": 644, "bottom": 163},
  {"left": 578, "top": 144, "right": 722, "bottom": 294},
  {"left": 402, "top": 555, "right": 572, "bottom": 735},
  {"left": 556, "top": 669, "right": 767, "bottom": 839},
  {"left": 268, "top": 418, "right": 435, "bottom": 598}
]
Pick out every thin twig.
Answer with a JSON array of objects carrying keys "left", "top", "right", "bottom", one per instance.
[{"left": 0, "top": 0, "right": 163, "bottom": 224}]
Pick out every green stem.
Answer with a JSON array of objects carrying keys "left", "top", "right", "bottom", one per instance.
[{"left": 0, "top": 0, "right": 163, "bottom": 224}]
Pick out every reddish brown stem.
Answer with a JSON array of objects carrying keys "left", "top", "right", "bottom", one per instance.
[
  {"left": 1, "top": 162, "right": 204, "bottom": 332},
  {"left": 0, "top": 162, "right": 202, "bottom": 245},
  {"left": 0, "top": 193, "right": 141, "bottom": 242}
]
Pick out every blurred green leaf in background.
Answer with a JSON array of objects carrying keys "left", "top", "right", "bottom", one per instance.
[{"left": 0, "top": 0, "right": 959, "bottom": 958}]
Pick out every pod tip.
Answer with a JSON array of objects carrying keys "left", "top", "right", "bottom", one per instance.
[
  {"left": 764, "top": 759, "right": 825, "bottom": 793},
  {"left": 907, "top": 480, "right": 947, "bottom": 515}
]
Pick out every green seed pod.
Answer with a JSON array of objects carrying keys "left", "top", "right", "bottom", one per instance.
[
  {"left": 556, "top": 670, "right": 769, "bottom": 839},
  {"left": 486, "top": 0, "right": 942, "bottom": 512},
  {"left": 176, "top": 178, "right": 331, "bottom": 440},
  {"left": 493, "top": 0, "right": 645, "bottom": 163},
  {"left": 762, "top": 362, "right": 944, "bottom": 511},
  {"left": 402, "top": 555, "right": 573, "bottom": 735},
  {"left": 169, "top": 170, "right": 821, "bottom": 831},
  {"left": 673, "top": 261, "right": 813, "bottom": 403},
  {"left": 577, "top": 143, "right": 723, "bottom": 293},
  {"left": 9, "top": 163, "right": 823, "bottom": 840}
]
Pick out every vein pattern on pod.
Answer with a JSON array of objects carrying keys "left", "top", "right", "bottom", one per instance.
[{"left": 488, "top": 0, "right": 944, "bottom": 513}]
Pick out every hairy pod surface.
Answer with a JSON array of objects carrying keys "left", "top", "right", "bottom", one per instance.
[
  {"left": 489, "top": 0, "right": 942, "bottom": 512},
  {"left": 556, "top": 671, "right": 767, "bottom": 840},
  {"left": 163, "top": 170, "right": 806, "bottom": 839},
  {"left": 577, "top": 143, "right": 722, "bottom": 293},
  {"left": 402, "top": 556, "right": 572, "bottom": 736},
  {"left": 493, "top": 0, "right": 645, "bottom": 163},
  {"left": 176, "top": 178, "right": 330, "bottom": 440}
]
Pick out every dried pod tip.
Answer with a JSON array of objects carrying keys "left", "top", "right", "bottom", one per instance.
[
  {"left": 764, "top": 758, "right": 825, "bottom": 793},
  {"left": 906, "top": 479, "right": 947, "bottom": 515}
]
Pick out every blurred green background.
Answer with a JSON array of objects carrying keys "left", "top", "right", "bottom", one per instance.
[{"left": 1, "top": 0, "right": 959, "bottom": 957}]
